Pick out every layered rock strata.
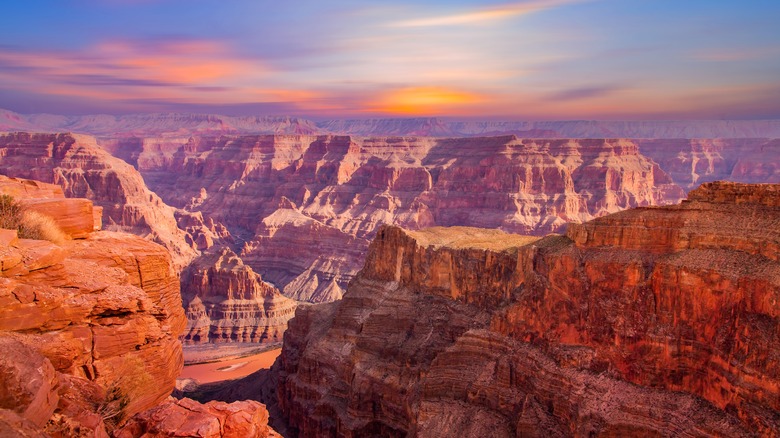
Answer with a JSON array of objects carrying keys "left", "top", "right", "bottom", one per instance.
[
  {"left": 115, "top": 397, "right": 281, "bottom": 438},
  {"left": 181, "top": 248, "right": 297, "bottom": 344},
  {"left": 0, "top": 132, "right": 197, "bottom": 269},
  {"left": 638, "top": 138, "right": 780, "bottom": 190},
  {"left": 0, "top": 189, "right": 185, "bottom": 434},
  {"left": 118, "top": 134, "right": 684, "bottom": 302},
  {"left": 0, "top": 177, "right": 278, "bottom": 437},
  {"left": 277, "top": 182, "right": 780, "bottom": 437}
]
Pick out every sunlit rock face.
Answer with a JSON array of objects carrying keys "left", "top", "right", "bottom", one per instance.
[
  {"left": 0, "top": 132, "right": 198, "bottom": 270},
  {"left": 0, "top": 175, "right": 280, "bottom": 437},
  {"left": 276, "top": 182, "right": 780, "bottom": 437},
  {"left": 638, "top": 138, "right": 780, "bottom": 190},
  {"left": 113, "top": 134, "right": 683, "bottom": 303},
  {"left": 0, "top": 176, "right": 184, "bottom": 435},
  {"left": 180, "top": 247, "right": 298, "bottom": 345}
]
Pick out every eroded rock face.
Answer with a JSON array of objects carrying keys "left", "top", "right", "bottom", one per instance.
[
  {"left": 638, "top": 138, "right": 780, "bottom": 190},
  {"left": 277, "top": 182, "right": 780, "bottom": 437},
  {"left": 0, "top": 229, "right": 186, "bottom": 424},
  {"left": 114, "top": 397, "right": 281, "bottom": 438},
  {"left": 0, "top": 177, "right": 279, "bottom": 437},
  {"left": 0, "top": 132, "right": 197, "bottom": 269},
  {"left": 116, "top": 134, "right": 684, "bottom": 302},
  {"left": 181, "top": 248, "right": 297, "bottom": 344}
]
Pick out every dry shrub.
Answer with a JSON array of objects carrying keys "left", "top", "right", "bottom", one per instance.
[
  {"left": 0, "top": 194, "right": 22, "bottom": 229},
  {"left": 18, "top": 210, "right": 69, "bottom": 245}
]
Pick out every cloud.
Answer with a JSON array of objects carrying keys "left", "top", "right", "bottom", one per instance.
[
  {"left": 692, "top": 47, "right": 780, "bottom": 62},
  {"left": 548, "top": 85, "right": 622, "bottom": 102},
  {"left": 0, "top": 38, "right": 278, "bottom": 105},
  {"left": 391, "top": 0, "right": 588, "bottom": 27}
]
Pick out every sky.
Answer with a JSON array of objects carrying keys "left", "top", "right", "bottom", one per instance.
[{"left": 1, "top": 0, "right": 779, "bottom": 120}]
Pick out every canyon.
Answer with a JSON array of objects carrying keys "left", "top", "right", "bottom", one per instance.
[
  {"left": 1, "top": 110, "right": 779, "bottom": 436},
  {"left": 0, "top": 126, "right": 777, "bottom": 349},
  {"left": 101, "top": 134, "right": 686, "bottom": 304},
  {"left": 0, "top": 175, "right": 278, "bottom": 437},
  {"left": 0, "top": 132, "right": 298, "bottom": 347},
  {"left": 276, "top": 181, "right": 780, "bottom": 437}
]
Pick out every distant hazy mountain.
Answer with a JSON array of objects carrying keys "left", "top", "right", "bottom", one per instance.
[{"left": 2, "top": 108, "right": 780, "bottom": 138}]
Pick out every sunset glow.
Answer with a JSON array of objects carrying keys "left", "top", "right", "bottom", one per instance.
[{"left": 1, "top": 0, "right": 778, "bottom": 119}]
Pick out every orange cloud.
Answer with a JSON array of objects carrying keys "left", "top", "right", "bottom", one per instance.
[{"left": 0, "top": 39, "right": 271, "bottom": 104}]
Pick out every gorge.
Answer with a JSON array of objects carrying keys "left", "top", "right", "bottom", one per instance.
[
  {"left": 0, "top": 124, "right": 777, "bottom": 349},
  {"left": 276, "top": 181, "right": 780, "bottom": 437}
]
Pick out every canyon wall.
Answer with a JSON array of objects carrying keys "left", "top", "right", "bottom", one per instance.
[
  {"left": 0, "top": 132, "right": 198, "bottom": 269},
  {"left": 115, "top": 134, "right": 684, "bottom": 302},
  {"left": 181, "top": 247, "right": 298, "bottom": 344},
  {"left": 638, "top": 138, "right": 780, "bottom": 190},
  {"left": 0, "top": 175, "right": 278, "bottom": 437},
  {"left": 0, "top": 133, "right": 299, "bottom": 345},
  {"left": 276, "top": 181, "right": 780, "bottom": 437}
]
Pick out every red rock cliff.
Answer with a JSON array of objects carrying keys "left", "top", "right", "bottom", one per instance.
[
  {"left": 277, "top": 181, "right": 780, "bottom": 437},
  {"left": 181, "top": 247, "right": 297, "bottom": 344},
  {"left": 0, "top": 132, "right": 198, "bottom": 269},
  {"left": 112, "top": 134, "right": 684, "bottom": 303},
  {"left": 0, "top": 176, "right": 278, "bottom": 437}
]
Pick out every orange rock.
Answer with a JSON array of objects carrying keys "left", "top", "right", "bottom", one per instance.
[
  {"left": 0, "top": 210, "right": 188, "bottom": 434},
  {"left": 114, "top": 397, "right": 281, "bottom": 438},
  {"left": 20, "top": 198, "right": 96, "bottom": 239},
  {"left": 277, "top": 182, "right": 780, "bottom": 436},
  {"left": 0, "top": 336, "right": 59, "bottom": 427}
]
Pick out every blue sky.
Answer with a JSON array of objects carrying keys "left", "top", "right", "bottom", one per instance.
[{"left": 1, "top": 0, "right": 778, "bottom": 119}]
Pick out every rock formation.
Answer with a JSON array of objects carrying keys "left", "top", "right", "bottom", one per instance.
[
  {"left": 276, "top": 181, "right": 780, "bottom": 437},
  {"left": 181, "top": 247, "right": 297, "bottom": 344},
  {"left": 638, "top": 138, "right": 780, "bottom": 190},
  {"left": 0, "top": 176, "right": 278, "bottom": 437},
  {"left": 114, "top": 397, "right": 282, "bottom": 438},
  {"left": 0, "top": 132, "right": 198, "bottom": 269},
  {"left": 0, "top": 133, "right": 294, "bottom": 347},
  {"left": 116, "top": 134, "right": 684, "bottom": 302}
]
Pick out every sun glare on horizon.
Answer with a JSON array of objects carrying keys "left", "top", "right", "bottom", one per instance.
[{"left": 0, "top": 0, "right": 778, "bottom": 119}]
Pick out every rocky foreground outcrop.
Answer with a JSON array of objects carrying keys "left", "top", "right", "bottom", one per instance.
[
  {"left": 277, "top": 181, "right": 780, "bottom": 437},
  {"left": 116, "top": 134, "right": 685, "bottom": 302},
  {"left": 0, "top": 176, "right": 277, "bottom": 437}
]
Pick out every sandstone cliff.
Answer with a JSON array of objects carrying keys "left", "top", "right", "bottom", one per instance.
[
  {"left": 0, "top": 132, "right": 293, "bottom": 349},
  {"left": 277, "top": 181, "right": 780, "bottom": 437},
  {"left": 0, "top": 132, "right": 198, "bottom": 269},
  {"left": 639, "top": 138, "right": 780, "bottom": 190},
  {"left": 116, "top": 134, "right": 683, "bottom": 303},
  {"left": 0, "top": 176, "right": 278, "bottom": 437},
  {"left": 181, "top": 247, "right": 297, "bottom": 344}
]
